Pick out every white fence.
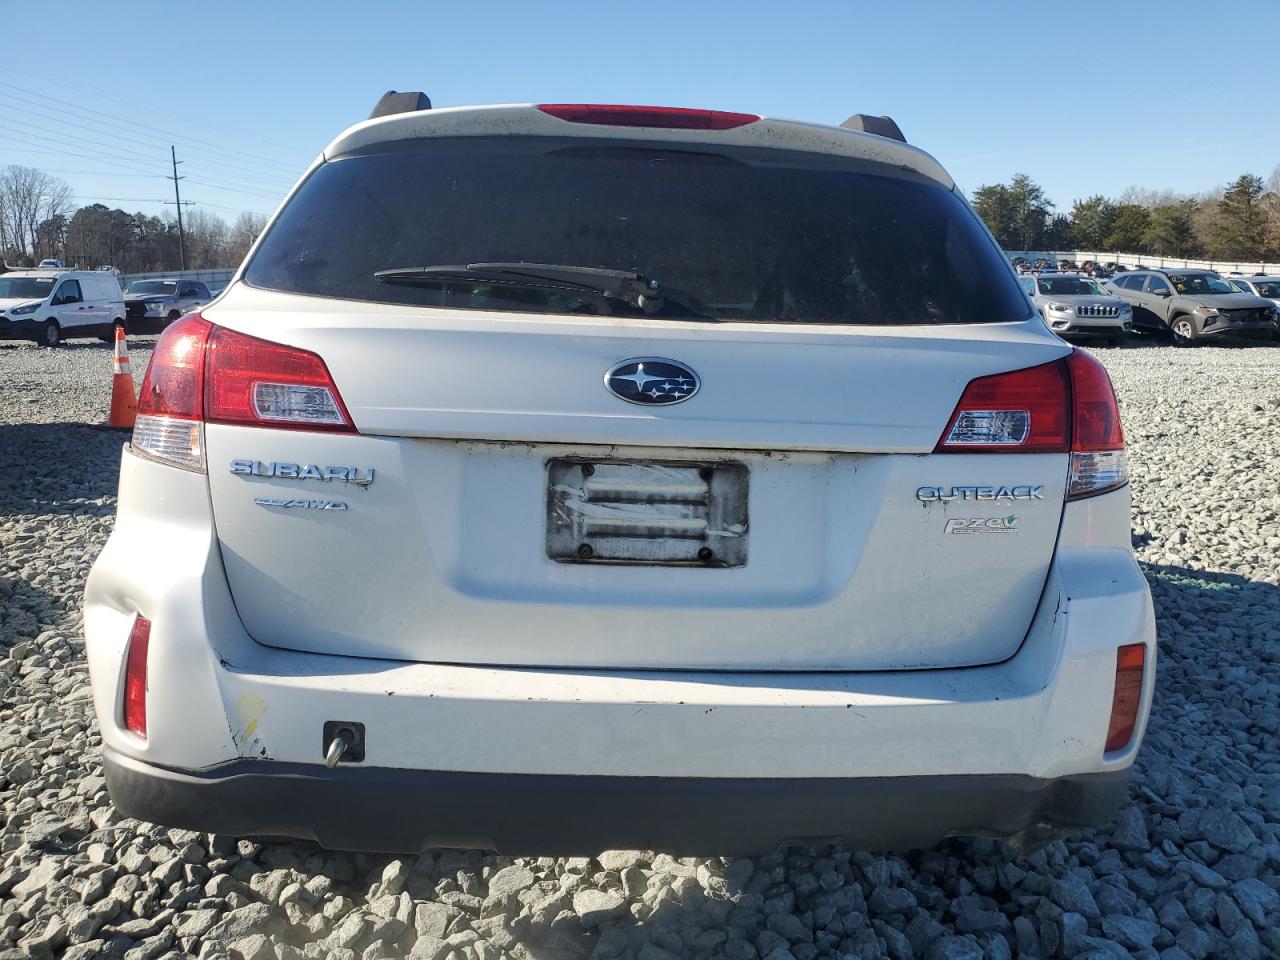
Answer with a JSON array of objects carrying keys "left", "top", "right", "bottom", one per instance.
[{"left": 1005, "top": 250, "right": 1280, "bottom": 275}]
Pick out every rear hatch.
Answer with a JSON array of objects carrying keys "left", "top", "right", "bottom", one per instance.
[{"left": 201, "top": 109, "right": 1071, "bottom": 671}]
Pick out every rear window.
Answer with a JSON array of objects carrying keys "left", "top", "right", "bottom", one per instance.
[{"left": 245, "top": 136, "right": 1029, "bottom": 325}]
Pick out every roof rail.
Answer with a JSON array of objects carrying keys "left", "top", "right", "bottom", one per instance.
[
  {"left": 840, "top": 114, "right": 905, "bottom": 143},
  {"left": 369, "top": 90, "right": 432, "bottom": 120}
]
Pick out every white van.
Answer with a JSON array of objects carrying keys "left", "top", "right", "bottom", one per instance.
[{"left": 0, "top": 269, "right": 127, "bottom": 347}]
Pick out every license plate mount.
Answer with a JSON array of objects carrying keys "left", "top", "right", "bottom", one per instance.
[{"left": 546, "top": 458, "right": 748, "bottom": 567}]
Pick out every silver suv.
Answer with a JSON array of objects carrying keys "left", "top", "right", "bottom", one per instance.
[
  {"left": 1106, "top": 269, "right": 1277, "bottom": 345},
  {"left": 1018, "top": 273, "right": 1132, "bottom": 343},
  {"left": 1228, "top": 275, "right": 1280, "bottom": 311}
]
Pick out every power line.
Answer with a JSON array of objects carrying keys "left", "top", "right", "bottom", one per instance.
[
  {"left": 3, "top": 163, "right": 168, "bottom": 179},
  {"left": 2, "top": 150, "right": 273, "bottom": 217},
  {"left": 0, "top": 100, "right": 298, "bottom": 187},
  {"left": 71, "top": 195, "right": 169, "bottom": 203},
  {"left": 1, "top": 126, "right": 286, "bottom": 200},
  {"left": 0, "top": 81, "right": 305, "bottom": 174},
  {"left": 184, "top": 177, "right": 284, "bottom": 201},
  {"left": 2, "top": 136, "right": 169, "bottom": 178},
  {"left": 8, "top": 75, "right": 307, "bottom": 164},
  {"left": 0, "top": 115, "right": 180, "bottom": 172}
]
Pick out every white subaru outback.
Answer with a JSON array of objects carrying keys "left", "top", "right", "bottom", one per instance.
[{"left": 84, "top": 96, "right": 1155, "bottom": 854}]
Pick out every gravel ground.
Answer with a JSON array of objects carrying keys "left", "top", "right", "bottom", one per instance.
[{"left": 0, "top": 337, "right": 1277, "bottom": 960}]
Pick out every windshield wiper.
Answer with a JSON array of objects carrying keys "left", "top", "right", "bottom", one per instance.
[{"left": 374, "top": 262, "right": 713, "bottom": 318}]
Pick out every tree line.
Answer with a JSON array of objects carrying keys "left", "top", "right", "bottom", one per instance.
[
  {"left": 0, "top": 165, "right": 268, "bottom": 273},
  {"left": 972, "top": 169, "right": 1280, "bottom": 262}
]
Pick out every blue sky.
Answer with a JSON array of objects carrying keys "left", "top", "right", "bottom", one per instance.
[{"left": 2, "top": 0, "right": 1277, "bottom": 222}]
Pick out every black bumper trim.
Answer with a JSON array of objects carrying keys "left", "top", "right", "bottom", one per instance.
[
  {"left": 104, "top": 749, "right": 1128, "bottom": 855},
  {"left": 0, "top": 319, "right": 42, "bottom": 340}
]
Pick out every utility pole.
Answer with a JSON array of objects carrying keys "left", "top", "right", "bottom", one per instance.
[{"left": 165, "top": 146, "right": 191, "bottom": 272}]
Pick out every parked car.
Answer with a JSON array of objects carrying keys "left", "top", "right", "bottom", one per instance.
[
  {"left": 85, "top": 95, "right": 1154, "bottom": 854},
  {"left": 1018, "top": 273, "right": 1132, "bottom": 343},
  {"left": 1106, "top": 268, "right": 1278, "bottom": 344},
  {"left": 123, "top": 279, "right": 213, "bottom": 333},
  {"left": 1227, "top": 275, "right": 1280, "bottom": 311},
  {"left": 0, "top": 268, "right": 125, "bottom": 346}
]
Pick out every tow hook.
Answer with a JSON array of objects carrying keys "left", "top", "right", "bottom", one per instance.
[
  {"left": 324, "top": 735, "right": 348, "bottom": 768},
  {"left": 322, "top": 721, "right": 365, "bottom": 766}
]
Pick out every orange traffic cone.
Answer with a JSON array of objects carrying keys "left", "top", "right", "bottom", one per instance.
[{"left": 107, "top": 326, "right": 138, "bottom": 429}]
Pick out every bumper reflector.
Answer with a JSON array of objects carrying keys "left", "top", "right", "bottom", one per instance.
[
  {"left": 124, "top": 615, "right": 151, "bottom": 738},
  {"left": 1105, "top": 643, "right": 1145, "bottom": 752}
]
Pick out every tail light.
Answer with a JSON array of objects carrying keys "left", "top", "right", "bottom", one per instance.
[
  {"left": 538, "top": 104, "right": 759, "bottom": 130},
  {"left": 1105, "top": 643, "right": 1146, "bottom": 752},
  {"left": 1064, "top": 349, "right": 1126, "bottom": 499},
  {"left": 133, "top": 314, "right": 211, "bottom": 470},
  {"left": 936, "top": 349, "right": 1127, "bottom": 500},
  {"left": 936, "top": 360, "right": 1071, "bottom": 452},
  {"left": 205, "top": 325, "right": 354, "bottom": 430},
  {"left": 132, "top": 312, "right": 353, "bottom": 472},
  {"left": 123, "top": 614, "right": 151, "bottom": 738}
]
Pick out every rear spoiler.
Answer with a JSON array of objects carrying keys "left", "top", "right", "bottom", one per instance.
[{"left": 369, "top": 90, "right": 432, "bottom": 120}]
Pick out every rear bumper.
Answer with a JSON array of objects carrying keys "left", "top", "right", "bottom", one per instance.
[
  {"left": 85, "top": 451, "right": 1157, "bottom": 852},
  {"left": 104, "top": 748, "right": 1129, "bottom": 855},
  {"left": 1198, "top": 320, "right": 1278, "bottom": 339}
]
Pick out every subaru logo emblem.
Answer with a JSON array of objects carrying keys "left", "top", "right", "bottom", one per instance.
[{"left": 604, "top": 358, "right": 700, "bottom": 406}]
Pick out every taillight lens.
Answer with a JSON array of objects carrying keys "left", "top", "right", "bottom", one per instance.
[
  {"left": 123, "top": 614, "right": 151, "bottom": 738},
  {"left": 205, "top": 326, "right": 353, "bottom": 431},
  {"left": 1065, "top": 350, "right": 1127, "bottom": 499},
  {"left": 936, "top": 360, "right": 1071, "bottom": 452},
  {"left": 936, "top": 350, "right": 1128, "bottom": 500},
  {"left": 133, "top": 314, "right": 212, "bottom": 471},
  {"left": 538, "top": 104, "right": 759, "bottom": 130},
  {"left": 131, "top": 312, "right": 353, "bottom": 472},
  {"left": 1105, "top": 643, "right": 1146, "bottom": 752}
]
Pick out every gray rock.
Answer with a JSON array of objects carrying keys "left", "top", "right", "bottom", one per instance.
[
  {"left": 173, "top": 908, "right": 220, "bottom": 938},
  {"left": 1111, "top": 805, "right": 1150, "bottom": 851},
  {"left": 766, "top": 912, "right": 811, "bottom": 944},
  {"left": 228, "top": 935, "right": 276, "bottom": 960},
  {"left": 413, "top": 903, "right": 452, "bottom": 940},
  {"left": 1101, "top": 915, "right": 1160, "bottom": 950},
  {"left": 621, "top": 865, "right": 648, "bottom": 898},
  {"left": 485, "top": 865, "right": 535, "bottom": 898},
  {"left": 207, "top": 903, "right": 275, "bottom": 941},
  {"left": 637, "top": 944, "right": 682, "bottom": 960},
  {"left": 867, "top": 887, "right": 916, "bottom": 914},
  {"left": 329, "top": 911, "right": 368, "bottom": 949},
  {"left": 572, "top": 888, "right": 625, "bottom": 927},
  {"left": 1197, "top": 808, "right": 1257, "bottom": 853},
  {"left": 376, "top": 860, "right": 409, "bottom": 898},
  {"left": 955, "top": 908, "right": 1008, "bottom": 934},
  {"left": 596, "top": 850, "right": 648, "bottom": 872},
  {"left": 1231, "top": 877, "right": 1279, "bottom": 926},
  {"left": 725, "top": 858, "right": 755, "bottom": 891},
  {"left": 1175, "top": 860, "right": 1229, "bottom": 890},
  {"left": 924, "top": 935, "right": 983, "bottom": 960},
  {"left": 408, "top": 936, "right": 447, "bottom": 960},
  {"left": 1049, "top": 874, "right": 1100, "bottom": 919}
]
